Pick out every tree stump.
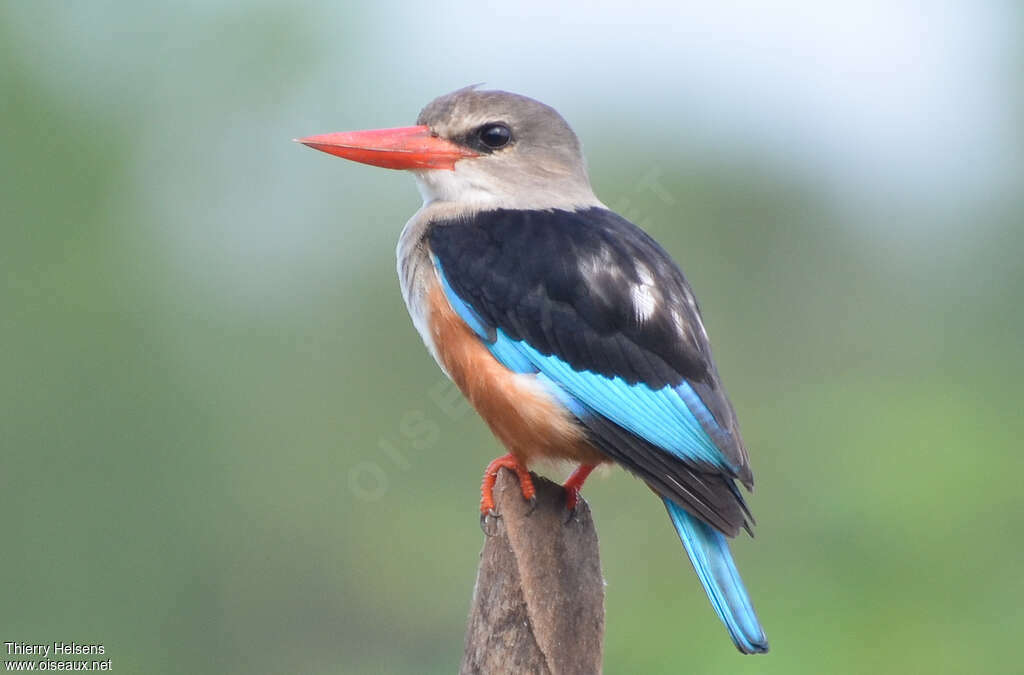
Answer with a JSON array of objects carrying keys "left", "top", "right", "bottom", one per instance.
[{"left": 460, "top": 469, "right": 605, "bottom": 675}]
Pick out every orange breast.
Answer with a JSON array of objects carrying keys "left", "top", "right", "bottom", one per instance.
[{"left": 426, "top": 280, "right": 605, "bottom": 467}]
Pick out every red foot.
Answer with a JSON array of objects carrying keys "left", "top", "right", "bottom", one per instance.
[
  {"left": 480, "top": 453, "right": 536, "bottom": 515},
  {"left": 562, "top": 464, "right": 597, "bottom": 512}
]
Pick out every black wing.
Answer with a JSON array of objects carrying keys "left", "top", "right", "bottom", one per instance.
[{"left": 429, "top": 207, "right": 754, "bottom": 535}]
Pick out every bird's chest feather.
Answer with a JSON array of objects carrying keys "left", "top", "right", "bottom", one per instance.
[{"left": 419, "top": 273, "right": 600, "bottom": 466}]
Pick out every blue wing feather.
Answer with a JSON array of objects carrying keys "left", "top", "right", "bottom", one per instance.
[
  {"left": 517, "top": 340, "right": 736, "bottom": 472},
  {"left": 435, "top": 255, "right": 494, "bottom": 342},
  {"left": 436, "top": 258, "right": 737, "bottom": 473}
]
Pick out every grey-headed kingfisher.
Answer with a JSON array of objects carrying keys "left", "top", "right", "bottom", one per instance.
[{"left": 299, "top": 86, "right": 768, "bottom": 654}]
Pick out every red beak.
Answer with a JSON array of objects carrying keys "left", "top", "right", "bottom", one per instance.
[{"left": 295, "top": 125, "right": 477, "bottom": 171}]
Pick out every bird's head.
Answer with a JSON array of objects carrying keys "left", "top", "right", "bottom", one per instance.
[{"left": 298, "top": 86, "right": 600, "bottom": 211}]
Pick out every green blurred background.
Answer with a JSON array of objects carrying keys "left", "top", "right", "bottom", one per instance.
[{"left": 2, "top": 2, "right": 1022, "bottom": 673}]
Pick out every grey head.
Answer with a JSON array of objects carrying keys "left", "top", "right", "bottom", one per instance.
[{"left": 412, "top": 86, "right": 603, "bottom": 211}]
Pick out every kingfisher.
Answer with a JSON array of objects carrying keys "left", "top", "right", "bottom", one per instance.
[{"left": 298, "top": 86, "right": 768, "bottom": 654}]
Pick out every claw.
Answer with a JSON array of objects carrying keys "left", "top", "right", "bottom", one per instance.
[
  {"left": 525, "top": 495, "right": 538, "bottom": 516},
  {"left": 564, "top": 502, "right": 579, "bottom": 524},
  {"left": 479, "top": 453, "right": 536, "bottom": 517},
  {"left": 480, "top": 509, "right": 501, "bottom": 536}
]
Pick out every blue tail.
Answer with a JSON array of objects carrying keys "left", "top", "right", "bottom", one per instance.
[{"left": 664, "top": 498, "right": 769, "bottom": 654}]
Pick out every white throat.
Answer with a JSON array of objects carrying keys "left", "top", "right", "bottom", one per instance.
[{"left": 412, "top": 160, "right": 604, "bottom": 213}]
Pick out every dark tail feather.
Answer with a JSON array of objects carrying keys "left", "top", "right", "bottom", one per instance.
[{"left": 664, "top": 498, "right": 769, "bottom": 654}]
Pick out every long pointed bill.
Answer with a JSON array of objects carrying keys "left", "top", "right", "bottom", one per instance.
[{"left": 296, "top": 125, "right": 477, "bottom": 170}]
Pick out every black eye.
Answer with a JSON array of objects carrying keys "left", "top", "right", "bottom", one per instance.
[{"left": 478, "top": 124, "right": 511, "bottom": 149}]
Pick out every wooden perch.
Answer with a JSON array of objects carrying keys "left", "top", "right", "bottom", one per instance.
[{"left": 460, "top": 469, "right": 605, "bottom": 675}]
